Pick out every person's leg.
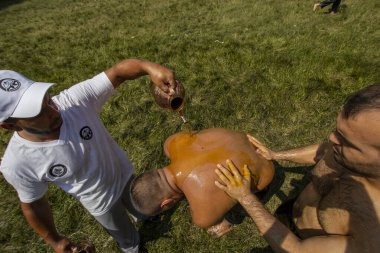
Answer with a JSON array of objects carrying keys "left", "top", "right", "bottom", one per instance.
[
  {"left": 94, "top": 200, "right": 140, "bottom": 253},
  {"left": 314, "top": 0, "right": 335, "bottom": 11},
  {"left": 330, "top": 0, "right": 341, "bottom": 13}
]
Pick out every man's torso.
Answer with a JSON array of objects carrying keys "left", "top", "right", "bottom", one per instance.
[
  {"left": 163, "top": 128, "right": 275, "bottom": 227},
  {"left": 0, "top": 73, "right": 133, "bottom": 216},
  {"left": 293, "top": 144, "right": 380, "bottom": 251}
]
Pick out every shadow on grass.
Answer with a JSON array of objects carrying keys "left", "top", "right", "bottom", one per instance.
[
  {"left": 250, "top": 246, "right": 274, "bottom": 253},
  {"left": 0, "top": 0, "right": 24, "bottom": 10},
  {"left": 259, "top": 162, "right": 312, "bottom": 205},
  {"left": 260, "top": 161, "right": 286, "bottom": 204},
  {"left": 263, "top": 162, "right": 313, "bottom": 204},
  {"left": 248, "top": 163, "right": 313, "bottom": 253},
  {"left": 138, "top": 204, "right": 178, "bottom": 244}
]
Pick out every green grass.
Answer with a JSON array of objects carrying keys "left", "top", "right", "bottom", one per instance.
[{"left": 0, "top": 0, "right": 379, "bottom": 252}]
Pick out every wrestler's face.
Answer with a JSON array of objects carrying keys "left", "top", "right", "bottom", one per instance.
[
  {"left": 13, "top": 94, "right": 62, "bottom": 136},
  {"left": 329, "top": 110, "right": 380, "bottom": 176}
]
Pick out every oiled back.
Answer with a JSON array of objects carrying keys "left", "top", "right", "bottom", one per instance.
[{"left": 164, "top": 128, "right": 274, "bottom": 228}]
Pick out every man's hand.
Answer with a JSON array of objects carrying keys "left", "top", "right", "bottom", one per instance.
[
  {"left": 247, "top": 134, "right": 276, "bottom": 160},
  {"left": 145, "top": 61, "right": 177, "bottom": 94},
  {"left": 248, "top": 134, "right": 323, "bottom": 164},
  {"left": 72, "top": 240, "right": 96, "bottom": 253},
  {"left": 50, "top": 236, "right": 76, "bottom": 253},
  {"left": 214, "top": 159, "right": 252, "bottom": 202},
  {"left": 20, "top": 198, "right": 76, "bottom": 253}
]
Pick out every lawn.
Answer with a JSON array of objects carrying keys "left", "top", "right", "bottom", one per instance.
[{"left": 0, "top": 0, "right": 379, "bottom": 252}]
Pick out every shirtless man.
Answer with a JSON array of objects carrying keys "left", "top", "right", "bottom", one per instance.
[
  {"left": 215, "top": 83, "right": 380, "bottom": 253},
  {"left": 129, "top": 128, "right": 275, "bottom": 234}
]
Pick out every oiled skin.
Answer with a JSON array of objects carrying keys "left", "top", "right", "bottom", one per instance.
[
  {"left": 163, "top": 128, "right": 275, "bottom": 228},
  {"left": 292, "top": 144, "right": 380, "bottom": 252}
]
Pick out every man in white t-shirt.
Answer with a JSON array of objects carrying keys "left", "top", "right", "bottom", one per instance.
[{"left": 0, "top": 59, "right": 176, "bottom": 253}]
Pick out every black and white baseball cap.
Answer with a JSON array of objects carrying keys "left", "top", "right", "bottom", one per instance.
[{"left": 0, "top": 70, "right": 55, "bottom": 122}]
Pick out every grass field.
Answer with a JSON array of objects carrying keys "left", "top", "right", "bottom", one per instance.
[{"left": 0, "top": 0, "right": 379, "bottom": 252}]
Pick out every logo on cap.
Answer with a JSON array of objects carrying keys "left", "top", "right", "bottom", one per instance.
[
  {"left": 0, "top": 78, "right": 21, "bottom": 92},
  {"left": 80, "top": 126, "right": 93, "bottom": 140},
  {"left": 49, "top": 164, "right": 67, "bottom": 177}
]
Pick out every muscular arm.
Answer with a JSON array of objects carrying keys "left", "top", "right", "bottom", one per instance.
[
  {"left": 271, "top": 143, "right": 326, "bottom": 164},
  {"left": 21, "top": 197, "right": 73, "bottom": 253},
  {"left": 215, "top": 162, "right": 357, "bottom": 253},
  {"left": 247, "top": 135, "right": 328, "bottom": 164},
  {"left": 104, "top": 58, "right": 176, "bottom": 90},
  {"left": 239, "top": 193, "right": 355, "bottom": 253}
]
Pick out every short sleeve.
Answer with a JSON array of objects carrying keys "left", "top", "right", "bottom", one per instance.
[
  {"left": 1, "top": 168, "right": 48, "bottom": 203},
  {"left": 54, "top": 72, "right": 115, "bottom": 113}
]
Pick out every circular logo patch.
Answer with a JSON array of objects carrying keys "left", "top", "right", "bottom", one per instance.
[
  {"left": 80, "top": 126, "right": 93, "bottom": 140},
  {"left": 0, "top": 78, "right": 21, "bottom": 92},
  {"left": 49, "top": 164, "right": 67, "bottom": 178}
]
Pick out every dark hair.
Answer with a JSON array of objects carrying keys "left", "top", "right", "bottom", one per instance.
[
  {"left": 130, "top": 170, "right": 171, "bottom": 216},
  {"left": 342, "top": 83, "right": 380, "bottom": 119}
]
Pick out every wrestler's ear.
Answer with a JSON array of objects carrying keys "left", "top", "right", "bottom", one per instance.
[
  {"left": 160, "top": 198, "right": 174, "bottom": 208},
  {"left": 160, "top": 197, "right": 180, "bottom": 211}
]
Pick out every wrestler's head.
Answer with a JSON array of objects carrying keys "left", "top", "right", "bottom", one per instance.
[
  {"left": 130, "top": 169, "right": 182, "bottom": 216},
  {"left": 329, "top": 83, "right": 380, "bottom": 176},
  {"left": 341, "top": 83, "right": 380, "bottom": 119}
]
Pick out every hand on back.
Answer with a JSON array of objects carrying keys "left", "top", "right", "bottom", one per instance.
[
  {"left": 215, "top": 159, "right": 252, "bottom": 202},
  {"left": 247, "top": 134, "right": 276, "bottom": 160}
]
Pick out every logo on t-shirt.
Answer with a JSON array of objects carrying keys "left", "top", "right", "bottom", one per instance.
[
  {"left": 0, "top": 78, "right": 21, "bottom": 92},
  {"left": 49, "top": 164, "right": 67, "bottom": 177},
  {"left": 80, "top": 126, "right": 93, "bottom": 140}
]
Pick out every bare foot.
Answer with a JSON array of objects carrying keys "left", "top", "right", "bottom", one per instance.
[
  {"left": 207, "top": 219, "right": 233, "bottom": 238},
  {"left": 313, "top": 3, "right": 321, "bottom": 11}
]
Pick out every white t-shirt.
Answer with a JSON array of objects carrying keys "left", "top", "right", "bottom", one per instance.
[{"left": 0, "top": 72, "right": 133, "bottom": 216}]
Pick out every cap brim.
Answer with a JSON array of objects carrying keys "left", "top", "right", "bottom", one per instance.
[{"left": 11, "top": 82, "right": 55, "bottom": 119}]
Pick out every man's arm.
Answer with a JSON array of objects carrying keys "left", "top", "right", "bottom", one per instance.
[
  {"left": 21, "top": 197, "right": 74, "bottom": 253},
  {"left": 104, "top": 58, "right": 176, "bottom": 91},
  {"left": 215, "top": 161, "right": 356, "bottom": 253},
  {"left": 247, "top": 135, "right": 328, "bottom": 164},
  {"left": 236, "top": 193, "right": 353, "bottom": 253}
]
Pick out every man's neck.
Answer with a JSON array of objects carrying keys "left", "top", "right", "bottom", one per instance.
[
  {"left": 161, "top": 167, "right": 183, "bottom": 196},
  {"left": 17, "top": 128, "right": 60, "bottom": 142}
]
